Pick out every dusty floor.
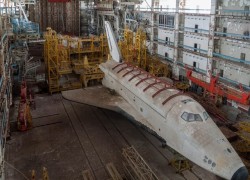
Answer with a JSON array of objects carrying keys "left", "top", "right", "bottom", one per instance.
[{"left": 5, "top": 93, "right": 219, "bottom": 180}]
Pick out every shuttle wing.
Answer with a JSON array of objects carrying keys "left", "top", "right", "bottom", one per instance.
[{"left": 62, "top": 87, "right": 154, "bottom": 130}]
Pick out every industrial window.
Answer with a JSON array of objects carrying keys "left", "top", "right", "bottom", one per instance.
[
  {"left": 194, "top": 43, "right": 198, "bottom": 52},
  {"left": 181, "top": 112, "right": 203, "bottom": 122},
  {"left": 165, "top": 52, "right": 169, "bottom": 58},
  {"left": 159, "top": 15, "right": 165, "bottom": 26},
  {"left": 240, "top": 53, "right": 246, "bottom": 61},
  {"left": 223, "top": 27, "right": 227, "bottom": 37},
  {"left": 164, "top": 15, "right": 167, "bottom": 26},
  {"left": 166, "top": 16, "right": 174, "bottom": 28},
  {"left": 243, "top": 31, "right": 249, "bottom": 39},
  {"left": 220, "top": 69, "right": 224, "bottom": 77},
  {"left": 193, "top": 61, "right": 197, "bottom": 68},
  {"left": 244, "top": 6, "right": 249, "bottom": 16},
  {"left": 195, "top": 24, "right": 198, "bottom": 33},
  {"left": 165, "top": 37, "right": 169, "bottom": 44}
]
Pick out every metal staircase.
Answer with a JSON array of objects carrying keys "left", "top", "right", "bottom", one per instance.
[{"left": 23, "top": 57, "right": 41, "bottom": 81}]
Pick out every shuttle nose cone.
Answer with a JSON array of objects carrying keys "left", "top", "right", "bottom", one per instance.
[{"left": 231, "top": 166, "right": 249, "bottom": 180}]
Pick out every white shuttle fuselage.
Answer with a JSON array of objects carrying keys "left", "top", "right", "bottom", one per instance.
[{"left": 100, "top": 21, "right": 249, "bottom": 180}]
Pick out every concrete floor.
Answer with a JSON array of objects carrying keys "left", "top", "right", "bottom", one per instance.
[{"left": 5, "top": 93, "right": 219, "bottom": 180}]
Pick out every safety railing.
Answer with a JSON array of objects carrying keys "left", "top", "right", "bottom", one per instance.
[
  {"left": 158, "top": 24, "right": 175, "bottom": 29},
  {"left": 217, "top": 75, "right": 250, "bottom": 90},
  {"left": 137, "top": 7, "right": 210, "bottom": 14},
  {"left": 179, "top": 44, "right": 208, "bottom": 54},
  {"left": 157, "top": 54, "right": 174, "bottom": 62},
  {"left": 155, "top": 38, "right": 174, "bottom": 46},
  {"left": 214, "top": 31, "right": 250, "bottom": 40},
  {"left": 180, "top": 27, "right": 209, "bottom": 34},
  {"left": 217, "top": 9, "right": 250, "bottom": 16},
  {"left": 213, "top": 52, "right": 250, "bottom": 65}
]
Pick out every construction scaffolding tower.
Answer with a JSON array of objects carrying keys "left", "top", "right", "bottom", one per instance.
[
  {"left": 135, "top": 28, "right": 147, "bottom": 69},
  {"left": 119, "top": 28, "right": 171, "bottom": 78},
  {"left": 119, "top": 28, "right": 134, "bottom": 63},
  {"left": 0, "top": 15, "right": 12, "bottom": 178},
  {"left": 119, "top": 27, "right": 147, "bottom": 68},
  {"left": 44, "top": 27, "right": 59, "bottom": 93},
  {"left": 44, "top": 28, "right": 108, "bottom": 93}
]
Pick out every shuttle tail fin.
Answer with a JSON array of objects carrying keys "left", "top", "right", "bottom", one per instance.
[{"left": 104, "top": 21, "right": 122, "bottom": 63}]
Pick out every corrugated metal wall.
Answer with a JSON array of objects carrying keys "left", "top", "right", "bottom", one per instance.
[{"left": 38, "top": 0, "right": 80, "bottom": 35}]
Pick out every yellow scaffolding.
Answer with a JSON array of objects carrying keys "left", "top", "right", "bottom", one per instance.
[
  {"left": 81, "top": 56, "right": 104, "bottom": 87},
  {"left": 234, "top": 122, "right": 250, "bottom": 153},
  {"left": 44, "top": 28, "right": 108, "bottom": 92},
  {"left": 119, "top": 28, "right": 134, "bottom": 64},
  {"left": 58, "top": 35, "right": 71, "bottom": 74},
  {"left": 119, "top": 28, "right": 147, "bottom": 68},
  {"left": 118, "top": 28, "right": 172, "bottom": 78},
  {"left": 100, "top": 34, "right": 109, "bottom": 60},
  {"left": 135, "top": 28, "right": 147, "bottom": 69},
  {"left": 58, "top": 46, "right": 71, "bottom": 74},
  {"left": 44, "top": 27, "right": 59, "bottom": 93},
  {"left": 148, "top": 60, "right": 170, "bottom": 77}
]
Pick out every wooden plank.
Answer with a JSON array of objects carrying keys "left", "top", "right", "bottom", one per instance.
[{"left": 106, "top": 163, "right": 123, "bottom": 180}]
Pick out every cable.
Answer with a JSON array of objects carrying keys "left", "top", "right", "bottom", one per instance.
[{"left": 4, "top": 160, "right": 29, "bottom": 180}]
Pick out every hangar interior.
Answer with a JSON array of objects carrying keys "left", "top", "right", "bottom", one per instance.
[{"left": 0, "top": 0, "right": 250, "bottom": 179}]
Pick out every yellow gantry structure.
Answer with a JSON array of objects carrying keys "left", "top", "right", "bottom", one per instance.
[
  {"left": 119, "top": 27, "right": 147, "bottom": 68},
  {"left": 119, "top": 28, "right": 171, "bottom": 78},
  {"left": 58, "top": 35, "right": 71, "bottom": 74},
  {"left": 44, "top": 27, "right": 59, "bottom": 93},
  {"left": 235, "top": 122, "right": 250, "bottom": 153},
  {"left": 44, "top": 28, "right": 108, "bottom": 93},
  {"left": 148, "top": 56, "right": 171, "bottom": 78},
  {"left": 119, "top": 28, "right": 134, "bottom": 62},
  {"left": 135, "top": 29, "right": 147, "bottom": 69}
]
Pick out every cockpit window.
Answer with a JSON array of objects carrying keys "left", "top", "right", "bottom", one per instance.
[
  {"left": 195, "top": 114, "right": 203, "bottom": 121},
  {"left": 181, "top": 112, "right": 203, "bottom": 122},
  {"left": 189, "top": 113, "right": 195, "bottom": 121},
  {"left": 181, "top": 112, "right": 188, "bottom": 121},
  {"left": 203, "top": 111, "right": 209, "bottom": 120}
]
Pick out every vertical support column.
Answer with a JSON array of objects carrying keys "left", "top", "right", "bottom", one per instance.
[
  {"left": 75, "top": 0, "right": 80, "bottom": 35},
  {"left": 97, "top": 13, "right": 100, "bottom": 35},
  {"left": 102, "top": 14, "right": 105, "bottom": 34},
  {"left": 47, "top": 2, "right": 52, "bottom": 28},
  {"left": 0, "top": 15, "right": 2, "bottom": 32},
  {"left": 40, "top": 0, "right": 44, "bottom": 31},
  {"left": 124, "top": 11, "right": 127, "bottom": 28},
  {"left": 67, "top": 2, "right": 72, "bottom": 33},
  {"left": 0, "top": 38, "right": 7, "bottom": 180},
  {"left": 115, "top": 16, "right": 119, "bottom": 38},
  {"left": 150, "top": 0, "right": 155, "bottom": 54},
  {"left": 173, "top": 0, "right": 180, "bottom": 80},
  {"left": 207, "top": 0, "right": 217, "bottom": 83}
]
